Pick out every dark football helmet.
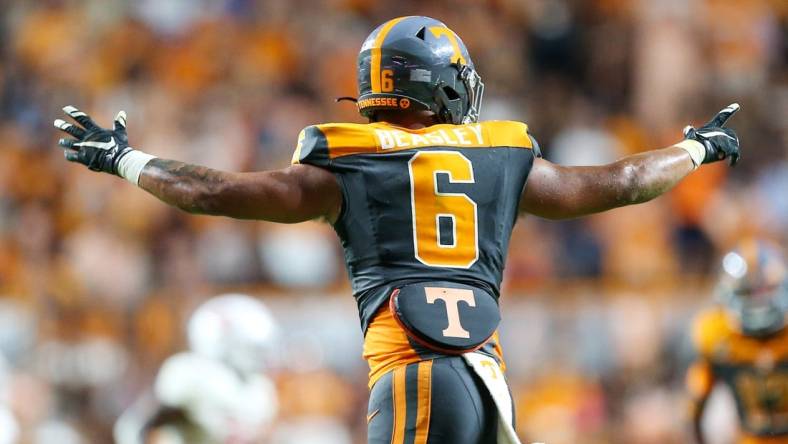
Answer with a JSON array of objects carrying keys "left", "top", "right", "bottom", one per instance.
[
  {"left": 356, "top": 16, "right": 484, "bottom": 125},
  {"left": 718, "top": 239, "right": 788, "bottom": 337}
]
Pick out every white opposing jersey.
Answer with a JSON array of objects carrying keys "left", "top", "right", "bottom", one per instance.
[{"left": 154, "top": 352, "right": 277, "bottom": 443}]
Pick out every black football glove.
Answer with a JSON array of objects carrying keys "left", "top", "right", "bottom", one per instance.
[
  {"left": 683, "top": 103, "right": 741, "bottom": 166},
  {"left": 54, "top": 105, "right": 133, "bottom": 175}
]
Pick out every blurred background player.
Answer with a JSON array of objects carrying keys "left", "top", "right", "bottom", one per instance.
[
  {"left": 114, "top": 294, "right": 279, "bottom": 444},
  {"left": 688, "top": 240, "right": 788, "bottom": 444}
]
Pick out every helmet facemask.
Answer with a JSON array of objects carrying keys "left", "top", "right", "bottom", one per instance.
[
  {"left": 725, "top": 285, "right": 788, "bottom": 337},
  {"left": 431, "top": 63, "right": 484, "bottom": 125},
  {"left": 718, "top": 246, "right": 788, "bottom": 337},
  {"left": 457, "top": 63, "right": 484, "bottom": 124}
]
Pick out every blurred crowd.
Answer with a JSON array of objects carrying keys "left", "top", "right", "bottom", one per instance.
[{"left": 0, "top": 0, "right": 785, "bottom": 442}]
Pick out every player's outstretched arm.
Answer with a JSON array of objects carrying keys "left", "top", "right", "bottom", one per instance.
[
  {"left": 54, "top": 106, "right": 341, "bottom": 223},
  {"left": 139, "top": 161, "right": 341, "bottom": 222},
  {"left": 520, "top": 104, "right": 741, "bottom": 219}
]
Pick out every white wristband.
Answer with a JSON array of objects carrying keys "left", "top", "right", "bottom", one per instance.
[
  {"left": 117, "top": 149, "right": 156, "bottom": 185},
  {"left": 674, "top": 139, "right": 705, "bottom": 170}
]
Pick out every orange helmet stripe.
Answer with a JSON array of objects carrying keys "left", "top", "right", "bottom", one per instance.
[
  {"left": 370, "top": 17, "right": 407, "bottom": 93},
  {"left": 428, "top": 26, "right": 467, "bottom": 65}
]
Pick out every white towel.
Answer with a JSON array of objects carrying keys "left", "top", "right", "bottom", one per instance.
[{"left": 462, "top": 352, "right": 522, "bottom": 444}]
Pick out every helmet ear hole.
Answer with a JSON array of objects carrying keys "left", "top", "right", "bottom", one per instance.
[
  {"left": 442, "top": 86, "right": 461, "bottom": 100},
  {"left": 416, "top": 27, "right": 427, "bottom": 40},
  {"left": 433, "top": 84, "right": 464, "bottom": 124}
]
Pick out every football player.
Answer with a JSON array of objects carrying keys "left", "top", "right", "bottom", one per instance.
[
  {"left": 688, "top": 241, "right": 788, "bottom": 444},
  {"left": 56, "top": 16, "right": 741, "bottom": 444},
  {"left": 114, "top": 294, "right": 279, "bottom": 444}
]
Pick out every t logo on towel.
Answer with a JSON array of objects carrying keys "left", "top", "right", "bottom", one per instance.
[{"left": 424, "top": 287, "right": 475, "bottom": 338}]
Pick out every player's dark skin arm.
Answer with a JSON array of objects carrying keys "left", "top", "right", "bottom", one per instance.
[
  {"left": 138, "top": 160, "right": 342, "bottom": 224},
  {"left": 520, "top": 146, "right": 695, "bottom": 219},
  {"left": 141, "top": 141, "right": 692, "bottom": 223},
  {"left": 54, "top": 105, "right": 735, "bottom": 224}
]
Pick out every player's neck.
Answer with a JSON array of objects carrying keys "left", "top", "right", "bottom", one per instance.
[{"left": 373, "top": 110, "right": 439, "bottom": 129}]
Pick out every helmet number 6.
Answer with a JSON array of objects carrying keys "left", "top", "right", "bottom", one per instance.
[
  {"left": 408, "top": 151, "right": 478, "bottom": 268},
  {"left": 381, "top": 69, "right": 394, "bottom": 92}
]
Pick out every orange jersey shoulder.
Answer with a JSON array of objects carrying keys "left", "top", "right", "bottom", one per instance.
[
  {"left": 292, "top": 120, "right": 534, "bottom": 166},
  {"left": 692, "top": 307, "right": 734, "bottom": 359},
  {"left": 692, "top": 306, "right": 788, "bottom": 365}
]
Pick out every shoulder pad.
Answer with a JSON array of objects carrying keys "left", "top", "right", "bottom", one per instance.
[
  {"left": 529, "top": 134, "right": 542, "bottom": 158},
  {"left": 292, "top": 123, "right": 383, "bottom": 166},
  {"left": 291, "top": 125, "right": 330, "bottom": 167},
  {"left": 477, "top": 121, "right": 534, "bottom": 149},
  {"left": 691, "top": 307, "right": 732, "bottom": 357},
  {"left": 292, "top": 121, "right": 537, "bottom": 163}
]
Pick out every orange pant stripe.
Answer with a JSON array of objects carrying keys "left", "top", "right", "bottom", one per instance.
[
  {"left": 391, "top": 366, "right": 407, "bottom": 444},
  {"left": 414, "top": 360, "right": 433, "bottom": 444}
]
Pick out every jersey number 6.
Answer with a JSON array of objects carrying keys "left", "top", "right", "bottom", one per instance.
[{"left": 408, "top": 151, "right": 479, "bottom": 268}]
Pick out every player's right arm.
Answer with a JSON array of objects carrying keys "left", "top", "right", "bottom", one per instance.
[
  {"left": 520, "top": 104, "right": 740, "bottom": 219},
  {"left": 137, "top": 160, "right": 341, "bottom": 223},
  {"left": 54, "top": 106, "right": 342, "bottom": 223}
]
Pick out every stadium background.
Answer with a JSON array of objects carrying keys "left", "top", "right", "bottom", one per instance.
[{"left": 0, "top": 0, "right": 786, "bottom": 442}]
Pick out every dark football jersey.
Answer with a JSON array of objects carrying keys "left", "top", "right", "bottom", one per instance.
[
  {"left": 292, "top": 121, "right": 536, "bottom": 330},
  {"left": 690, "top": 308, "right": 788, "bottom": 438}
]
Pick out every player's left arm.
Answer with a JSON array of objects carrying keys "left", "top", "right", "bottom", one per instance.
[
  {"left": 54, "top": 106, "right": 342, "bottom": 223},
  {"left": 520, "top": 104, "right": 740, "bottom": 219}
]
